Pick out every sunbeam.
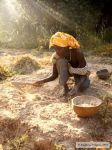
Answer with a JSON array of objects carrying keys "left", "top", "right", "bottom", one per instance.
[
  {"left": 35, "top": 0, "right": 78, "bottom": 31},
  {"left": 3, "top": 0, "right": 19, "bottom": 20}
]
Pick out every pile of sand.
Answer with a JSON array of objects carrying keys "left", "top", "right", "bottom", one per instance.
[{"left": 13, "top": 56, "right": 40, "bottom": 74}]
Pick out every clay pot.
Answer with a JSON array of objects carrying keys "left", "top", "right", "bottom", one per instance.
[{"left": 96, "top": 69, "right": 111, "bottom": 80}]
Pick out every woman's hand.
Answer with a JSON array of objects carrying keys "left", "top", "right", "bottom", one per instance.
[{"left": 33, "top": 80, "right": 44, "bottom": 87}]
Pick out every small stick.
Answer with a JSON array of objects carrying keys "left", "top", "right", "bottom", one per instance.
[
  {"left": 11, "top": 81, "right": 34, "bottom": 86},
  {"left": 103, "top": 99, "right": 109, "bottom": 119},
  {"left": 11, "top": 81, "right": 35, "bottom": 92}
]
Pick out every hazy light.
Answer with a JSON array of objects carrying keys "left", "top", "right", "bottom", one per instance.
[
  {"left": 4, "top": 0, "right": 18, "bottom": 20},
  {"left": 36, "top": 0, "right": 75, "bottom": 29}
]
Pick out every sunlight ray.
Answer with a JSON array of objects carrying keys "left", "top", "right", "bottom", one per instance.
[
  {"left": 4, "top": 0, "right": 18, "bottom": 20},
  {"left": 36, "top": 0, "right": 78, "bottom": 31}
]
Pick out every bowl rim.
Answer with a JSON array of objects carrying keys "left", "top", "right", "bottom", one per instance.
[{"left": 72, "top": 95, "right": 103, "bottom": 108}]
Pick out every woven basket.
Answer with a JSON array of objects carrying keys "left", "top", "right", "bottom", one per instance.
[{"left": 72, "top": 95, "right": 102, "bottom": 117}]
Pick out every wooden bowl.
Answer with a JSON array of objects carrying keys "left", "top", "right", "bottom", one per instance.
[{"left": 72, "top": 95, "right": 102, "bottom": 117}]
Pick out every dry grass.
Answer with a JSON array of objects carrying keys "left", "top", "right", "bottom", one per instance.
[
  {"left": 0, "top": 65, "right": 13, "bottom": 80},
  {"left": 94, "top": 43, "right": 112, "bottom": 57},
  {"left": 12, "top": 56, "right": 40, "bottom": 74},
  {"left": 0, "top": 117, "right": 29, "bottom": 149},
  {"left": 38, "top": 57, "right": 51, "bottom": 67}
]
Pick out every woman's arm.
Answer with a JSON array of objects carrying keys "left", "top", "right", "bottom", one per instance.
[
  {"left": 33, "top": 64, "right": 58, "bottom": 86},
  {"left": 68, "top": 50, "right": 89, "bottom": 96},
  {"left": 69, "top": 50, "right": 90, "bottom": 75},
  {"left": 77, "top": 49, "right": 86, "bottom": 68}
]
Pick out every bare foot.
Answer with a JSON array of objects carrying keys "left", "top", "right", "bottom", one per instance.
[
  {"left": 60, "top": 85, "right": 69, "bottom": 97},
  {"left": 68, "top": 87, "right": 78, "bottom": 96}
]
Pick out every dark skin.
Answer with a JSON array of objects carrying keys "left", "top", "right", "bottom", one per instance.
[{"left": 34, "top": 46, "right": 87, "bottom": 96}]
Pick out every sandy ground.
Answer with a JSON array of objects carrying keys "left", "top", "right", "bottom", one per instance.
[{"left": 0, "top": 49, "right": 112, "bottom": 149}]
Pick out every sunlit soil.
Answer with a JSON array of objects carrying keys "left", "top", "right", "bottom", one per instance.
[{"left": 0, "top": 49, "right": 112, "bottom": 149}]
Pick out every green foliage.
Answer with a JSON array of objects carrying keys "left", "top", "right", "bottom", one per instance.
[
  {"left": 102, "top": 27, "right": 112, "bottom": 43},
  {"left": 0, "top": 0, "right": 111, "bottom": 54},
  {"left": 55, "top": 144, "right": 66, "bottom": 150},
  {"left": 6, "top": 132, "right": 28, "bottom": 150},
  {"left": 80, "top": 31, "right": 102, "bottom": 50},
  {"left": 94, "top": 43, "right": 112, "bottom": 57},
  {"left": 0, "top": 66, "right": 13, "bottom": 80}
]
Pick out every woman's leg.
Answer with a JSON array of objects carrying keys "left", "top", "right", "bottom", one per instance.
[
  {"left": 56, "top": 58, "right": 69, "bottom": 95},
  {"left": 68, "top": 75, "right": 90, "bottom": 96},
  {"left": 74, "top": 75, "right": 90, "bottom": 92}
]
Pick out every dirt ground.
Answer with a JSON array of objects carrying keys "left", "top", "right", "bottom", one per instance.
[{"left": 0, "top": 49, "right": 112, "bottom": 150}]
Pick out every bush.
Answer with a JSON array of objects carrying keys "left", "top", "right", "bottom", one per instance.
[
  {"left": 80, "top": 31, "right": 101, "bottom": 50},
  {"left": 102, "top": 27, "right": 112, "bottom": 43}
]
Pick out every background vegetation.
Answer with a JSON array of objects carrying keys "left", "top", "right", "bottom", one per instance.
[{"left": 0, "top": 0, "right": 112, "bottom": 55}]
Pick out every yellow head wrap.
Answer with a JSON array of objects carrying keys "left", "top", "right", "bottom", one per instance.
[{"left": 49, "top": 32, "right": 80, "bottom": 49}]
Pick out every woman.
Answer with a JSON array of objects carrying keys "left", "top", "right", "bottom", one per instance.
[{"left": 34, "top": 32, "right": 90, "bottom": 96}]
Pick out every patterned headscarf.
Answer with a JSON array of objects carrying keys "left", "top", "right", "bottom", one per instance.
[{"left": 49, "top": 32, "right": 80, "bottom": 49}]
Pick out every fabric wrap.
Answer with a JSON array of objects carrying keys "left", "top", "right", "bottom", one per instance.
[
  {"left": 49, "top": 32, "right": 80, "bottom": 49},
  {"left": 51, "top": 52, "right": 90, "bottom": 76}
]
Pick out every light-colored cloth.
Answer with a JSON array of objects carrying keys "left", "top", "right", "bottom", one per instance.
[
  {"left": 51, "top": 52, "right": 90, "bottom": 76},
  {"left": 49, "top": 32, "right": 80, "bottom": 49},
  {"left": 69, "top": 65, "right": 90, "bottom": 76}
]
